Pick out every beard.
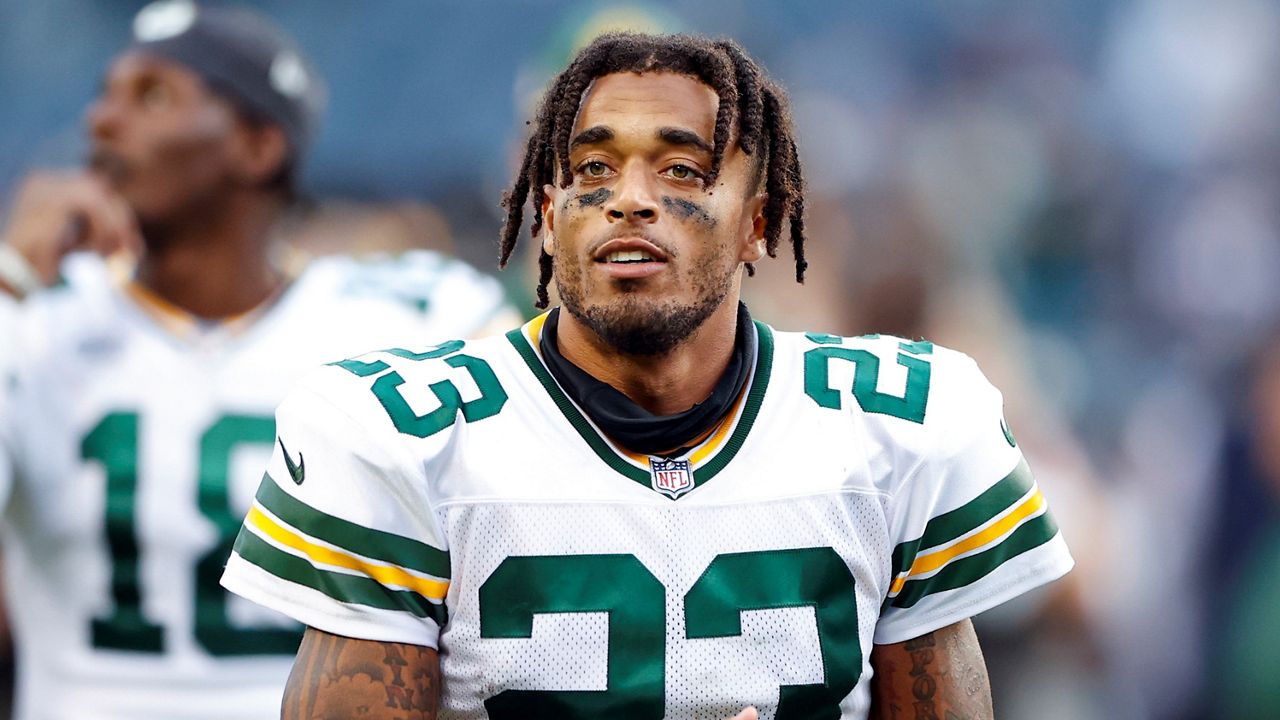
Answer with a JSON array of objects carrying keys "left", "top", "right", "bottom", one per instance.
[{"left": 556, "top": 261, "right": 734, "bottom": 357}]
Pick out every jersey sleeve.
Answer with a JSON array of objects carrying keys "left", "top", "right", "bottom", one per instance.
[
  {"left": 0, "top": 295, "right": 18, "bottom": 508},
  {"left": 419, "top": 252, "right": 524, "bottom": 338},
  {"left": 874, "top": 351, "right": 1074, "bottom": 645},
  {"left": 344, "top": 250, "right": 523, "bottom": 339},
  {"left": 220, "top": 373, "right": 450, "bottom": 648}
]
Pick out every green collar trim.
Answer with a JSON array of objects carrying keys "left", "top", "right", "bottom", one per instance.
[{"left": 504, "top": 318, "right": 775, "bottom": 498}]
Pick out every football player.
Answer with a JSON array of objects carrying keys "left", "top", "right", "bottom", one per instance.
[
  {"left": 0, "top": 2, "right": 517, "bottom": 718},
  {"left": 222, "top": 33, "right": 1073, "bottom": 719}
]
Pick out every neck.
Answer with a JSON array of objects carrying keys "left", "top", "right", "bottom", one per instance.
[
  {"left": 134, "top": 191, "right": 284, "bottom": 319},
  {"left": 556, "top": 293, "right": 743, "bottom": 415}
]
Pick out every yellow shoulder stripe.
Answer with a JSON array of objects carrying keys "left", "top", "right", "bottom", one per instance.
[
  {"left": 890, "top": 489, "right": 1047, "bottom": 595},
  {"left": 247, "top": 505, "right": 449, "bottom": 600}
]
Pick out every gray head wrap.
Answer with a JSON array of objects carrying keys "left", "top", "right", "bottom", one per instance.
[{"left": 129, "top": 0, "right": 325, "bottom": 158}]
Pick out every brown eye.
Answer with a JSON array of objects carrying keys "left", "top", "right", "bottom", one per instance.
[
  {"left": 584, "top": 161, "right": 608, "bottom": 177},
  {"left": 666, "top": 164, "right": 705, "bottom": 183},
  {"left": 139, "top": 81, "right": 172, "bottom": 110}
]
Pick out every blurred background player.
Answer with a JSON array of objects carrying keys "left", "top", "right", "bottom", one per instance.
[{"left": 0, "top": 1, "right": 517, "bottom": 718}]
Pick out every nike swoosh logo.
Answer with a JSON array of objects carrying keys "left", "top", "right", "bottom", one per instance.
[
  {"left": 279, "top": 437, "right": 306, "bottom": 485},
  {"left": 1000, "top": 417, "right": 1017, "bottom": 448}
]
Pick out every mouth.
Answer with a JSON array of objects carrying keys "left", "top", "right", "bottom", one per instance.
[
  {"left": 87, "top": 148, "right": 132, "bottom": 186},
  {"left": 602, "top": 248, "right": 660, "bottom": 263},
  {"left": 594, "top": 236, "right": 669, "bottom": 263},
  {"left": 593, "top": 237, "right": 669, "bottom": 280}
]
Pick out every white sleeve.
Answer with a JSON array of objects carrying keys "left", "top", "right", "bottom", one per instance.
[
  {"left": 874, "top": 352, "right": 1074, "bottom": 644},
  {"left": 0, "top": 295, "right": 18, "bottom": 509},
  {"left": 220, "top": 374, "right": 449, "bottom": 648},
  {"left": 420, "top": 251, "right": 523, "bottom": 338},
  {"left": 346, "top": 250, "right": 522, "bottom": 339}
]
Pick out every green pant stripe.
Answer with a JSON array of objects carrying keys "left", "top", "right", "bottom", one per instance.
[
  {"left": 254, "top": 474, "right": 450, "bottom": 579},
  {"left": 890, "top": 460, "right": 1034, "bottom": 577},
  {"left": 233, "top": 526, "right": 447, "bottom": 626},
  {"left": 888, "top": 510, "right": 1059, "bottom": 609}
]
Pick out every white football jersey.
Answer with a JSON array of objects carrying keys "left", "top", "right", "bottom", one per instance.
[
  {"left": 0, "top": 293, "right": 17, "bottom": 505},
  {"left": 222, "top": 313, "right": 1073, "bottom": 720},
  {"left": 0, "top": 251, "right": 516, "bottom": 720}
]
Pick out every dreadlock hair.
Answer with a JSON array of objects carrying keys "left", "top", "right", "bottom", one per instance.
[{"left": 499, "top": 32, "right": 807, "bottom": 309}]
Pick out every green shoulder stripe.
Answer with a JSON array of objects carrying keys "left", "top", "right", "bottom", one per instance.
[
  {"left": 255, "top": 475, "right": 450, "bottom": 579},
  {"left": 890, "top": 460, "right": 1034, "bottom": 578},
  {"left": 887, "top": 510, "right": 1059, "bottom": 609},
  {"left": 233, "top": 528, "right": 446, "bottom": 626}
]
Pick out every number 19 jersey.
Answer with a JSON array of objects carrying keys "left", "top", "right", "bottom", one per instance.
[{"left": 222, "top": 313, "right": 1073, "bottom": 719}]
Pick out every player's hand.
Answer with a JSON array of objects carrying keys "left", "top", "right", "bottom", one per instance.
[
  {"left": 0, "top": 170, "right": 141, "bottom": 285},
  {"left": 727, "top": 707, "right": 758, "bottom": 720}
]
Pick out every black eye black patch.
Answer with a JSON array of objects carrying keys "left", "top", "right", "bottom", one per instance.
[
  {"left": 662, "top": 196, "right": 717, "bottom": 228},
  {"left": 577, "top": 188, "right": 612, "bottom": 207}
]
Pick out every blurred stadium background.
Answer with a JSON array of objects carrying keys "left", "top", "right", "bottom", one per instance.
[{"left": 4, "top": 1, "right": 1280, "bottom": 718}]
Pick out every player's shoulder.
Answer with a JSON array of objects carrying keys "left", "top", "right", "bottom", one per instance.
[
  {"left": 767, "top": 326, "right": 1000, "bottom": 436},
  {"left": 298, "top": 250, "right": 502, "bottom": 309},
  {"left": 288, "top": 250, "right": 516, "bottom": 342},
  {"left": 297, "top": 329, "right": 516, "bottom": 387},
  {"left": 768, "top": 326, "right": 1013, "bottom": 499},
  {"left": 10, "top": 253, "right": 123, "bottom": 362},
  {"left": 287, "top": 331, "right": 520, "bottom": 448}
]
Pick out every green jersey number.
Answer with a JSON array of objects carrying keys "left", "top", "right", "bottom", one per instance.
[
  {"left": 479, "top": 548, "right": 860, "bottom": 719},
  {"left": 804, "top": 335, "right": 933, "bottom": 424},
  {"left": 331, "top": 341, "right": 507, "bottom": 438},
  {"left": 81, "top": 411, "right": 301, "bottom": 655}
]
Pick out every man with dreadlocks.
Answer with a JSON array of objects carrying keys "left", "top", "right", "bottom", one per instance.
[{"left": 222, "top": 33, "right": 1072, "bottom": 719}]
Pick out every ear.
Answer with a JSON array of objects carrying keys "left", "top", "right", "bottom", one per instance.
[
  {"left": 232, "top": 122, "right": 290, "bottom": 187},
  {"left": 740, "top": 192, "right": 767, "bottom": 263},
  {"left": 541, "top": 183, "right": 559, "bottom": 256}
]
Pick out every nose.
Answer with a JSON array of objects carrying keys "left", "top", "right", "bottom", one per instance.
[
  {"left": 604, "top": 164, "right": 660, "bottom": 223},
  {"left": 86, "top": 94, "right": 124, "bottom": 142}
]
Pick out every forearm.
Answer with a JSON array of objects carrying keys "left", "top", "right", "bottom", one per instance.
[
  {"left": 283, "top": 627, "right": 440, "bottom": 720},
  {"left": 868, "top": 619, "right": 993, "bottom": 720}
]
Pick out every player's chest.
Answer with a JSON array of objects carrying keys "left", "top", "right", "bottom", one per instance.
[
  {"left": 425, "top": 366, "right": 898, "bottom": 507},
  {"left": 435, "top": 494, "right": 887, "bottom": 719},
  {"left": 11, "top": 334, "right": 305, "bottom": 537}
]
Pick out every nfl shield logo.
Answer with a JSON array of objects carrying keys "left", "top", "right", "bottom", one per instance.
[{"left": 649, "top": 458, "right": 694, "bottom": 499}]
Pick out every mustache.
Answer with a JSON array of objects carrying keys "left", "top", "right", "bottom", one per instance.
[{"left": 588, "top": 229, "right": 675, "bottom": 258}]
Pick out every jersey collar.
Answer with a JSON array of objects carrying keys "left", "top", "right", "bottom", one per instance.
[
  {"left": 118, "top": 251, "right": 307, "bottom": 344},
  {"left": 505, "top": 310, "right": 774, "bottom": 499}
]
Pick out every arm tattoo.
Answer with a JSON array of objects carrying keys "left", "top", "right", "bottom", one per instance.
[
  {"left": 868, "top": 619, "right": 993, "bottom": 720},
  {"left": 282, "top": 627, "right": 441, "bottom": 720}
]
